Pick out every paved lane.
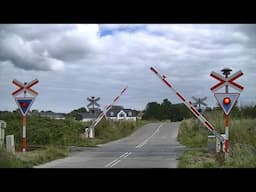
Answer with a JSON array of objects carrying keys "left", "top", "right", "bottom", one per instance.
[{"left": 35, "top": 122, "right": 185, "bottom": 168}]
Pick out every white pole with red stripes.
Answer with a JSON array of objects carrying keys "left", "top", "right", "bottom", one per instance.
[
  {"left": 88, "top": 86, "right": 128, "bottom": 138},
  {"left": 150, "top": 66, "right": 224, "bottom": 143}
]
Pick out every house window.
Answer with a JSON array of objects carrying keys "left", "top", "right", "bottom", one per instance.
[
  {"left": 110, "top": 112, "right": 114, "bottom": 116},
  {"left": 119, "top": 113, "right": 125, "bottom": 117},
  {"left": 128, "top": 111, "right": 132, "bottom": 116}
]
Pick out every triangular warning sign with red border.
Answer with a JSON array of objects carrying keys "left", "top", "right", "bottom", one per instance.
[
  {"left": 15, "top": 97, "right": 35, "bottom": 116},
  {"left": 214, "top": 93, "right": 240, "bottom": 115}
]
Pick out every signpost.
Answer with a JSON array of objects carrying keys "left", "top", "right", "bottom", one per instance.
[
  {"left": 192, "top": 96, "right": 207, "bottom": 113},
  {"left": 87, "top": 96, "right": 100, "bottom": 112},
  {"left": 150, "top": 66, "right": 224, "bottom": 143},
  {"left": 192, "top": 96, "right": 207, "bottom": 132},
  {"left": 12, "top": 79, "right": 39, "bottom": 153},
  {"left": 88, "top": 86, "right": 128, "bottom": 138},
  {"left": 210, "top": 68, "right": 243, "bottom": 158},
  {"left": 86, "top": 96, "right": 100, "bottom": 138}
]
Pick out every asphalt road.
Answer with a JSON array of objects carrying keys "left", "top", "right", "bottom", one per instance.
[{"left": 34, "top": 122, "right": 186, "bottom": 168}]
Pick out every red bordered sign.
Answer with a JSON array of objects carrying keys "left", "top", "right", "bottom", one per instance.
[
  {"left": 210, "top": 70, "right": 243, "bottom": 92},
  {"left": 12, "top": 79, "right": 39, "bottom": 97}
]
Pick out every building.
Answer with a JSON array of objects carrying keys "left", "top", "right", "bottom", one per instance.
[
  {"left": 105, "top": 106, "right": 137, "bottom": 121},
  {"left": 76, "top": 108, "right": 102, "bottom": 122},
  {"left": 30, "top": 110, "right": 66, "bottom": 120},
  {"left": 40, "top": 111, "right": 66, "bottom": 120}
]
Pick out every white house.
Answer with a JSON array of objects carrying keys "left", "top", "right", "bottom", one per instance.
[{"left": 105, "top": 108, "right": 137, "bottom": 121}]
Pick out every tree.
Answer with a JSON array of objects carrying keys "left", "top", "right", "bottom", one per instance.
[
  {"left": 67, "top": 107, "right": 88, "bottom": 118},
  {"left": 160, "top": 98, "right": 172, "bottom": 120},
  {"left": 142, "top": 102, "right": 161, "bottom": 120}
]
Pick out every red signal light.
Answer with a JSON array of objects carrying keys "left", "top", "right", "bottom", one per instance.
[
  {"left": 21, "top": 102, "right": 27, "bottom": 107},
  {"left": 223, "top": 97, "right": 231, "bottom": 105}
]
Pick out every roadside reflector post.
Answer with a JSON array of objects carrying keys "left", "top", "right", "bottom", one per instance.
[
  {"left": 0, "top": 120, "right": 7, "bottom": 147},
  {"left": 89, "top": 127, "right": 94, "bottom": 138},
  {"left": 6, "top": 135, "right": 15, "bottom": 155},
  {"left": 84, "top": 127, "right": 89, "bottom": 138}
]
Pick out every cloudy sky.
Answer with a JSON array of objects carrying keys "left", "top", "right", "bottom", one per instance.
[{"left": 0, "top": 24, "right": 255, "bottom": 113}]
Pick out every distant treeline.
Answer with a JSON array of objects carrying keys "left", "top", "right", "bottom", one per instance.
[
  {"left": 142, "top": 99, "right": 193, "bottom": 121},
  {"left": 142, "top": 98, "right": 256, "bottom": 121}
]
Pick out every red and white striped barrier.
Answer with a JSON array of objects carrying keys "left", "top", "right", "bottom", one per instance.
[
  {"left": 90, "top": 86, "right": 128, "bottom": 129},
  {"left": 150, "top": 66, "right": 224, "bottom": 143}
]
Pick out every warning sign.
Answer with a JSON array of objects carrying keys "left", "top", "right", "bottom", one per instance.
[{"left": 15, "top": 97, "right": 35, "bottom": 116}]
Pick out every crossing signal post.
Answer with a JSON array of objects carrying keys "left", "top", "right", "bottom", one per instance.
[
  {"left": 192, "top": 96, "right": 207, "bottom": 114},
  {"left": 87, "top": 96, "right": 100, "bottom": 138},
  {"left": 192, "top": 96, "right": 207, "bottom": 131},
  {"left": 88, "top": 86, "right": 128, "bottom": 138},
  {"left": 210, "top": 68, "right": 243, "bottom": 159},
  {"left": 12, "top": 79, "right": 39, "bottom": 153}
]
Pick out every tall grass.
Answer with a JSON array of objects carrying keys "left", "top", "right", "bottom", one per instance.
[
  {"left": 0, "top": 146, "right": 68, "bottom": 168},
  {"left": 94, "top": 119, "right": 147, "bottom": 143},
  {"left": 177, "top": 119, "right": 209, "bottom": 147},
  {"left": 178, "top": 112, "right": 256, "bottom": 168},
  {"left": 0, "top": 148, "right": 29, "bottom": 168}
]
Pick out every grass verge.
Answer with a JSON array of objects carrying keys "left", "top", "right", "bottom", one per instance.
[
  {"left": 178, "top": 117, "right": 256, "bottom": 168},
  {"left": 1, "top": 119, "right": 149, "bottom": 167}
]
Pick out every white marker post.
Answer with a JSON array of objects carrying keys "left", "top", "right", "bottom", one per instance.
[
  {"left": 6, "top": 135, "right": 15, "bottom": 155},
  {"left": 0, "top": 120, "right": 6, "bottom": 147}
]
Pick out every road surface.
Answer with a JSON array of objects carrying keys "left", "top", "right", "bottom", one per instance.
[{"left": 34, "top": 122, "right": 185, "bottom": 168}]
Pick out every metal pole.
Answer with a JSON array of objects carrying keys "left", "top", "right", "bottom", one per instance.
[
  {"left": 92, "top": 99, "right": 95, "bottom": 138},
  {"left": 225, "top": 75, "right": 229, "bottom": 159},
  {"left": 225, "top": 70, "right": 229, "bottom": 158},
  {"left": 224, "top": 114, "right": 229, "bottom": 159},
  {"left": 22, "top": 116, "right": 26, "bottom": 153},
  {"left": 221, "top": 68, "right": 232, "bottom": 159}
]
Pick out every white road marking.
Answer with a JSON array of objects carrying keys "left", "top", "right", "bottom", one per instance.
[
  {"left": 123, "top": 152, "right": 131, "bottom": 158},
  {"left": 119, "top": 152, "right": 129, "bottom": 158},
  {"left": 105, "top": 124, "right": 163, "bottom": 168},
  {"left": 109, "top": 160, "right": 121, "bottom": 167},
  {"left": 135, "top": 124, "right": 163, "bottom": 148},
  {"left": 105, "top": 159, "right": 120, "bottom": 168},
  {"left": 105, "top": 151, "right": 132, "bottom": 167}
]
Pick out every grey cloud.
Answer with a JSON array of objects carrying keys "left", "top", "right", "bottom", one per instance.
[
  {"left": 0, "top": 32, "right": 64, "bottom": 71},
  {"left": 1, "top": 24, "right": 256, "bottom": 113},
  {"left": 0, "top": 24, "right": 75, "bottom": 41},
  {"left": 45, "top": 35, "right": 96, "bottom": 61},
  {"left": 0, "top": 24, "right": 100, "bottom": 71}
]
